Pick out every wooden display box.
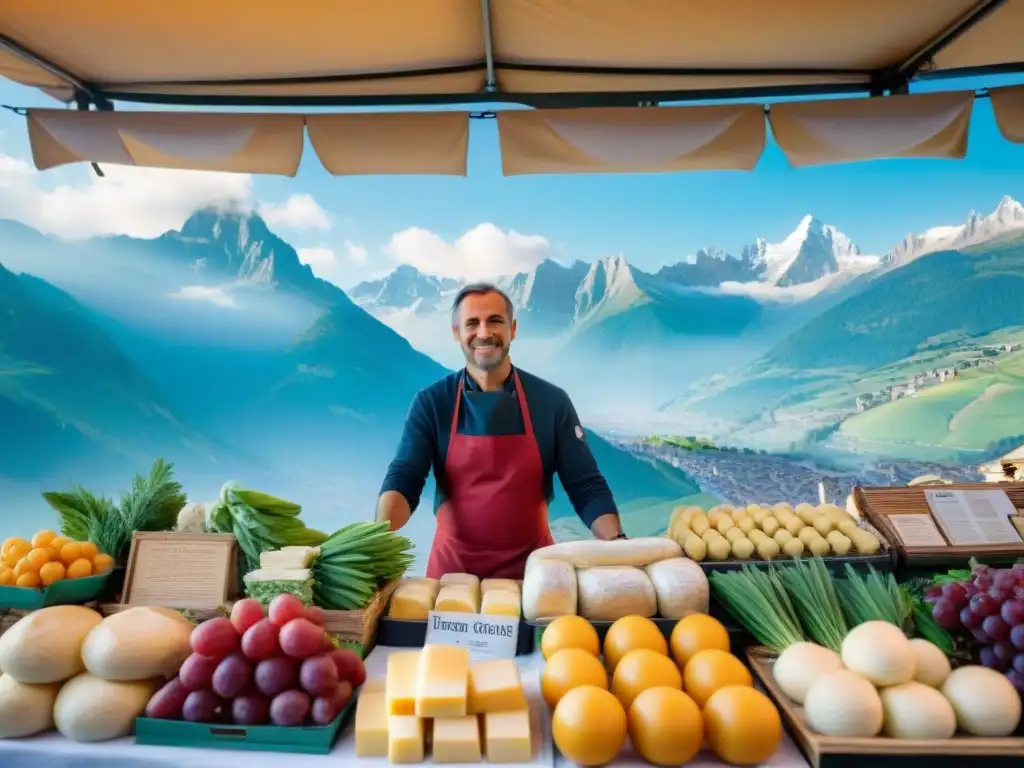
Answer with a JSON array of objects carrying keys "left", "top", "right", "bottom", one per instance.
[
  {"left": 747, "top": 646, "right": 1024, "bottom": 768},
  {"left": 855, "top": 484, "right": 1024, "bottom": 566},
  {"left": 322, "top": 577, "right": 400, "bottom": 649},
  {"left": 119, "top": 531, "right": 242, "bottom": 612}
]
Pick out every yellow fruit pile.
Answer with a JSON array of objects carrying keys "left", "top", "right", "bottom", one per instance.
[
  {"left": 0, "top": 530, "right": 115, "bottom": 589},
  {"left": 540, "top": 613, "right": 783, "bottom": 766}
]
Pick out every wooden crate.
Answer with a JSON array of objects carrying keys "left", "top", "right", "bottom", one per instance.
[
  {"left": 322, "top": 578, "right": 399, "bottom": 649},
  {"left": 855, "top": 484, "right": 1024, "bottom": 564},
  {"left": 747, "top": 646, "right": 1024, "bottom": 768}
]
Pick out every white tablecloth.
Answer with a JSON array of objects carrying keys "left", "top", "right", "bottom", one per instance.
[{"left": 0, "top": 647, "right": 809, "bottom": 767}]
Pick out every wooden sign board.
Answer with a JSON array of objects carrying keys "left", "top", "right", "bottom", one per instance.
[
  {"left": 122, "top": 531, "right": 241, "bottom": 610},
  {"left": 855, "top": 483, "right": 1024, "bottom": 563}
]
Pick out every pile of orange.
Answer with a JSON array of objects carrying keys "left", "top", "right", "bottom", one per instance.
[
  {"left": 0, "top": 530, "right": 114, "bottom": 588},
  {"left": 540, "top": 612, "right": 782, "bottom": 766}
]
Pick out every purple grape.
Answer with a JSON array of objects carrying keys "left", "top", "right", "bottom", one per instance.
[
  {"left": 1007, "top": 669, "right": 1024, "bottom": 694},
  {"left": 993, "top": 642, "right": 1016, "bottom": 666},
  {"left": 988, "top": 585, "right": 1015, "bottom": 603},
  {"left": 972, "top": 626, "right": 991, "bottom": 643},
  {"left": 983, "top": 615, "right": 1011, "bottom": 643},
  {"left": 1013, "top": 653, "right": 1024, "bottom": 675},
  {"left": 941, "top": 582, "right": 968, "bottom": 608},
  {"left": 932, "top": 599, "right": 961, "bottom": 629},
  {"left": 994, "top": 569, "right": 1017, "bottom": 590},
  {"left": 970, "top": 592, "right": 999, "bottom": 618},
  {"left": 960, "top": 605, "right": 983, "bottom": 628},
  {"left": 965, "top": 583, "right": 980, "bottom": 598},
  {"left": 979, "top": 645, "right": 1006, "bottom": 670},
  {"left": 925, "top": 585, "right": 943, "bottom": 603},
  {"left": 1001, "top": 599, "right": 1024, "bottom": 627},
  {"left": 1010, "top": 623, "right": 1024, "bottom": 650}
]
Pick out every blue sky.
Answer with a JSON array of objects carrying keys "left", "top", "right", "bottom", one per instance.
[{"left": 1, "top": 73, "right": 1023, "bottom": 288}]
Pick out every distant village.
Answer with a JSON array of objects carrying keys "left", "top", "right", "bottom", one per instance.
[{"left": 854, "top": 342, "right": 1022, "bottom": 414}]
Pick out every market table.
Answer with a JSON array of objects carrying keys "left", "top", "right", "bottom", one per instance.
[{"left": 0, "top": 647, "right": 810, "bottom": 767}]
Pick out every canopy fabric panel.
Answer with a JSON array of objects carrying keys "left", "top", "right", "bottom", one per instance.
[
  {"left": 497, "top": 105, "right": 766, "bottom": 176},
  {"left": 26, "top": 109, "right": 306, "bottom": 175},
  {"left": 768, "top": 92, "right": 975, "bottom": 168},
  {"left": 0, "top": 0, "right": 1020, "bottom": 107},
  {"left": 307, "top": 112, "right": 469, "bottom": 176},
  {"left": 990, "top": 85, "right": 1024, "bottom": 143}
]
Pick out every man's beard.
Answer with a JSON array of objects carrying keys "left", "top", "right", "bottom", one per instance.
[{"left": 463, "top": 340, "right": 509, "bottom": 372}]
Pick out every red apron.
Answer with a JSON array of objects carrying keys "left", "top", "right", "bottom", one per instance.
[{"left": 426, "top": 369, "right": 554, "bottom": 580}]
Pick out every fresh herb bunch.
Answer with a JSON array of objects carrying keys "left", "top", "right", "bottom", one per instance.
[
  {"left": 42, "top": 458, "right": 186, "bottom": 562},
  {"left": 313, "top": 521, "right": 415, "bottom": 611},
  {"left": 775, "top": 558, "right": 848, "bottom": 652},
  {"left": 709, "top": 565, "right": 805, "bottom": 652}
]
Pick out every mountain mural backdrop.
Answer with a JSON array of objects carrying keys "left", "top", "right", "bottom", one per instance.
[{"left": 2, "top": 195, "right": 1024, "bottom": 565}]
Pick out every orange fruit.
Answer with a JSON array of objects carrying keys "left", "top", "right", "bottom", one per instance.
[
  {"left": 612, "top": 648, "right": 683, "bottom": 710},
  {"left": 683, "top": 649, "right": 753, "bottom": 708},
  {"left": 603, "top": 616, "right": 668, "bottom": 672},
  {"left": 66, "top": 558, "right": 93, "bottom": 580},
  {"left": 0, "top": 567, "right": 14, "bottom": 586},
  {"left": 552, "top": 685, "right": 627, "bottom": 767},
  {"left": 45, "top": 546, "right": 62, "bottom": 562},
  {"left": 16, "top": 572, "right": 41, "bottom": 588},
  {"left": 541, "top": 647, "right": 609, "bottom": 709},
  {"left": 39, "top": 560, "right": 66, "bottom": 586},
  {"left": 31, "top": 529, "right": 57, "bottom": 548},
  {"left": 541, "top": 615, "right": 601, "bottom": 660},
  {"left": 671, "top": 613, "right": 731, "bottom": 670},
  {"left": 2, "top": 539, "right": 30, "bottom": 566},
  {"left": 629, "top": 687, "right": 704, "bottom": 766},
  {"left": 25, "top": 547, "right": 51, "bottom": 571},
  {"left": 13, "top": 558, "right": 33, "bottom": 579},
  {"left": 60, "top": 542, "right": 83, "bottom": 566},
  {"left": 49, "top": 536, "right": 70, "bottom": 552},
  {"left": 703, "top": 685, "right": 782, "bottom": 765},
  {"left": 92, "top": 553, "right": 115, "bottom": 574},
  {"left": 78, "top": 541, "right": 99, "bottom": 561}
]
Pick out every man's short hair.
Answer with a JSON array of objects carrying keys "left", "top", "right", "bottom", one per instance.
[{"left": 450, "top": 283, "right": 515, "bottom": 326}]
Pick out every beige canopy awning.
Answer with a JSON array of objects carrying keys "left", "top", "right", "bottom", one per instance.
[{"left": 2, "top": 0, "right": 1023, "bottom": 176}]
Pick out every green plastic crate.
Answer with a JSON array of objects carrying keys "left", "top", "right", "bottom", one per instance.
[
  {"left": 134, "top": 695, "right": 357, "bottom": 755},
  {"left": 0, "top": 572, "right": 114, "bottom": 610}
]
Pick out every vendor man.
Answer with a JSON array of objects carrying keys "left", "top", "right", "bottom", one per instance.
[{"left": 376, "top": 283, "right": 625, "bottom": 579}]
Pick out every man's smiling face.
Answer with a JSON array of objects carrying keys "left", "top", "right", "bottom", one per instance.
[{"left": 453, "top": 290, "right": 516, "bottom": 372}]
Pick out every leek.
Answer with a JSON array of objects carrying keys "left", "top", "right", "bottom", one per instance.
[
  {"left": 709, "top": 566, "right": 805, "bottom": 652},
  {"left": 775, "top": 558, "right": 848, "bottom": 653}
]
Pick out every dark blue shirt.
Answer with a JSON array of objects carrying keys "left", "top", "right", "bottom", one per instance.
[{"left": 380, "top": 366, "right": 619, "bottom": 528}]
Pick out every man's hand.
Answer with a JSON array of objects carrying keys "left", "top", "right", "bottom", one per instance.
[
  {"left": 376, "top": 490, "right": 412, "bottom": 531},
  {"left": 591, "top": 512, "right": 625, "bottom": 541}
]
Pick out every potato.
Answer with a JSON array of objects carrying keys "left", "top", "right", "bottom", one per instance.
[
  {"left": 748, "top": 529, "right": 769, "bottom": 545},
  {"left": 669, "top": 506, "right": 688, "bottom": 530},
  {"left": 737, "top": 517, "right": 757, "bottom": 534},
  {"left": 745, "top": 504, "right": 763, "bottom": 516},
  {"left": 826, "top": 531, "right": 852, "bottom": 556},
  {"left": 751, "top": 510, "right": 769, "bottom": 525},
  {"left": 782, "top": 538, "right": 806, "bottom": 558},
  {"left": 683, "top": 535, "right": 707, "bottom": 562},
  {"left": 812, "top": 516, "right": 834, "bottom": 537},
  {"left": 701, "top": 529, "right": 723, "bottom": 545},
  {"left": 772, "top": 503, "right": 793, "bottom": 515},
  {"left": 798, "top": 527, "right": 819, "bottom": 546},
  {"left": 797, "top": 507, "right": 820, "bottom": 525},
  {"left": 838, "top": 520, "right": 859, "bottom": 537},
  {"left": 731, "top": 537, "right": 755, "bottom": 560},
  {"left": 715, "top": 516, "right": 736, "bottom": 534},
  {"left": 725, "top": 527, "right": 746, "bottom": 543},
  {"left": 775, "top": 510, "right": 796, "bottom": 526},
  {"left": 850, "top": 528, "right": 881, "bottom": 555},
  {"left": 706, "top": 538, "right": 732, "bottom": 561},
  {"left": 807, "top": 536, "right": 830, "bottom": 557},
  {"left": 773, "top": 530, "right": 794, "bottom": 547},
  {"left": 690, "top": 515, "right": 710, "bottom": 536},
  {"left": 756, "top": 538, "right": 780, "bottom": 561},
  {"left": 785, "top": 517, "right": 805, "bottom": 536},
  {"left": 761, "top": 517, "right": 780, "bottom": 536}
]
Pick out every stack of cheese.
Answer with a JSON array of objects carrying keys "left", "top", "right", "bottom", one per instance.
[
  {"left": 388, "top": 574, "right": 522, "bottom": 621},
  {"left": 522, "top": 539, "right": 710, "bottom": 623},
  {"left": 355, "top": 644, "right": 531, "bottom": 763}
]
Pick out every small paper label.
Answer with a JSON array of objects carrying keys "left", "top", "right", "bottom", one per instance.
[{"left": 424, "top": 611, "right": 519, "bottom": 659}]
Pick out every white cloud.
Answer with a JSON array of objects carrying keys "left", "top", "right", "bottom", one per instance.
[
  {"left": 168, "top": 285, "right": 237, "bottom": 308},
  {"left": 345, "top": 241, "right": 368, "bottom": 266},
  {"left": 257, "top": 193, "right": 331, "bottom": 231},
  {"left": 0, "top": 153, "right": 253, "bottom": 239},
  {"left": 297, "top": 241, "right": 369, "bottom": 286},
  {"left": 385, "top": 223, "right": 552, "bottom": 280}
]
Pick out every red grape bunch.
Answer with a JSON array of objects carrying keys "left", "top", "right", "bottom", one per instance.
[
  {"left": 146, "top": 594, "right": 366, "bottom": 726},
  {"left": 926, "top": 564, "right": 1024, "bottom": 693}
]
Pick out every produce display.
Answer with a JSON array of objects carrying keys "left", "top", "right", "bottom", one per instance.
[
  {"left": 1, "top": 530, "right": 114, "bottom": 588},
  {"left": 145, "top": 593, "right": 364, "bottom": 727},
  {"left": 521, "top": 538, "right": 710, "bottom": 622},
  {"left": 311, "top": 521, "right": 415, "bottom": 611},
  {"left": 388, "top": 573, "right": 523, "bottom": 620},
  {"left": 243, "top": 545, "right": 320, "bottom": 606},
  {"left": 0, "top": 604, "right": 193, "bottom": 741},
  {"left": 540, "top": 612, "right": 782, "bottom": 766},
  {"left": 354, "top": 643, "right": 532, "bottom": 763},
  {"left": 921, "top": 563, "right": 1024, "bottom": 693},
  {"left": 668, "top": 502, "right": 882, "bottom": 563},
  {"left": 42, "top": 458, "right": 187, "bottom": 564}
]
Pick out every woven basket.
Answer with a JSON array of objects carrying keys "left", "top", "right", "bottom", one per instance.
[{"left": 322, "top": 578, "right": 400, "bottom": 651}]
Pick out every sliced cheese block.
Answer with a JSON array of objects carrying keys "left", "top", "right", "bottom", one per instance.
[
  {"left": 468, "top": 659, "right": 528, "bottom": 714},
  {"left": 433, "top": 715, "right": 482, "bottom": 763},
  {"left": 522, "top": 559, "right": 577, "bottom": 621},
  {"left": 415, "top": 644, "right": 470, "bottom": 718},
  {"left": 388, "top": 714, "right": 425, "bottom": 763},
  {"left": 480, "top": 589, "right": 521, "bottom": 618},
  {"left": 644, "top": 557, "right": 710, "bottom": 618},
  {"left": 526, "top": 537, "right": 682, "bottom": 569},
  {"left": 484, "top": 709, "right": 532, "bottom": 763},
  {"left": 481, "top": 578, "right": 520, "bottom": 595},
  {"left": 389, "top": 581, "right": 438, "bottom": 620},
  {"left": 435, "top": 585, "right": 479, "bottom": 613},
  {"left": 386, "top": 650, "right": 421, "bottom": 715},
  {"left": 440, "top": 572, "right": 481, "bottom": 591},
  {"left": 354, "top": 691, "right": 388, "bottom": 757},
  {"left": 577, "top": 566, "right": 657, "bottom": 621}
]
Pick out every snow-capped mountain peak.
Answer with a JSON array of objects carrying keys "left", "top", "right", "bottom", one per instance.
[
  {"left": 742, "top": 214, "right": 866, "bottom": 287},
  {"left": 574, "top": 254, "right": 644, "bottom": 320},
  {"left": 884, "top": 195, "right": 1024, "bottom": 268}
]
